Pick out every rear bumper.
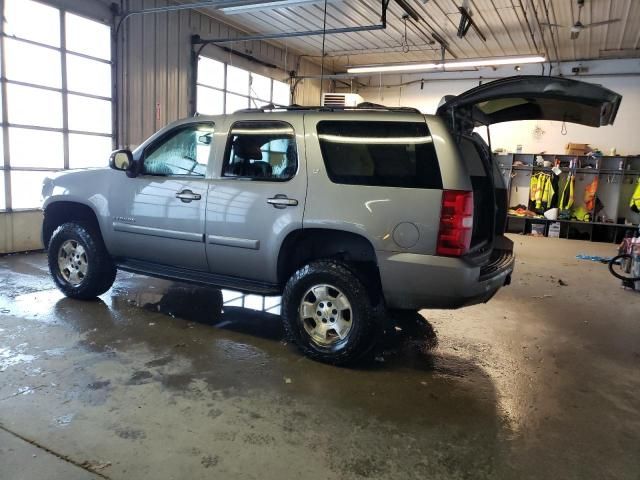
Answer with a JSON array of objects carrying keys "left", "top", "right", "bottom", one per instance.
[{"left": 377, "top": 241, "right": 514, "bottom": 310}]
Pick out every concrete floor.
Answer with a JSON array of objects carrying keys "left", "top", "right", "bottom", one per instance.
[{"left": 0, "top": 235, "right": 639, "bottom": 480}]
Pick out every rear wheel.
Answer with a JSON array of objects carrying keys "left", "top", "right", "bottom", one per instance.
[
  {"left": 282, "top": 260, "right": 379, "bottom": 365},
  {"left": 608, "top": 254, "right": 640, "bottom": 282},
  {"left": 48, "top": 222, "right": 116, "bottom": 299}
]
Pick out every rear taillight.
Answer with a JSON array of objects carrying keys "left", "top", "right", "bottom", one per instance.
[{"left": 437, "top": 190, "right": 473, "bottom": 257}]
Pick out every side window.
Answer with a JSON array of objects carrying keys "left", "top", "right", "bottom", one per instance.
[
  {"left": 222, "top": 121, "right": 297, "bottom": 181},
  {"left": 143, "top": 123, "right": 214, "bottom": 176},
  {"left": 317, "top": 121, "right": 442, "bottom": 189}
]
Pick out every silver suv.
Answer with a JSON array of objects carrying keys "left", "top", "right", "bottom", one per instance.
[{"left": 42, "top": 76, "right": 621, "bottom": 364}]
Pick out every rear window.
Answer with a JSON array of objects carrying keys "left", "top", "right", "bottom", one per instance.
[{"left": 317, "top": 121, "right": 442, "bottom": 189}]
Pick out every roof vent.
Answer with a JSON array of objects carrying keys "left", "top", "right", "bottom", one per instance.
[{"left": 321, "top": 93, "right": 364, "bottom": 107}]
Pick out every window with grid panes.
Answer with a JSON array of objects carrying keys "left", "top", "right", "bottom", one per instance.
[
  {"left": 0, "top": 0, "right": 114, "bottom": 211},
  {"left": 196, "top": 56, "right": 290, "bottom": 116}
]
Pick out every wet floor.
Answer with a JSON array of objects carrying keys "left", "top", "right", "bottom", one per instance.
[{"left": 1, "top": 235, "right": 639, "bottom": 479}]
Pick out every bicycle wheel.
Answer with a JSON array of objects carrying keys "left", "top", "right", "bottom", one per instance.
[{"left": 608, "top": 254, "right": 640, "bottom": 282}]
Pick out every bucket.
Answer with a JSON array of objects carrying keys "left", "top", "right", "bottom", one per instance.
[{"left": 544, "top": 208, "right": 559, "bottom": 220}]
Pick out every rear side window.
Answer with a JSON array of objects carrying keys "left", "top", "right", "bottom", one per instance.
[
  {"left": 317, "top": 121, "right": 442, "bottom": 189},
  {"left": 222, "top": 121, "right": 297, "bottom": 181}
]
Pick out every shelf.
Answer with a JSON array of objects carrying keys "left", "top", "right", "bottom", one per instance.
[
  {"left": 510, "top": 153, "right": 640, "bottom": 159},
  {"left": 502, "top": 166, "right": 639, "bottom": 175},
  {"left": 507, "top": 215, "right": 638, "bottom": 228}
]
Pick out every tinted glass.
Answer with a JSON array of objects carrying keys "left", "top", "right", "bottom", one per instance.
[
  {"left": 223, "top": 121, "right": 297, "bottom": 181},
  {"left": 317, "top": 121, "right": 442, "bottom": 189},
  {"left": 143, "top": 124, "right": 214, "bottom": 176}
]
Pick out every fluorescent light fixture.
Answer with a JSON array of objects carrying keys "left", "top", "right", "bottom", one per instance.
[
  {"left": 347, "top": 55, "right": 546, "bottom": 74},
  {"left": 220, "top": 0, "right": 338, "bottom": 14}
]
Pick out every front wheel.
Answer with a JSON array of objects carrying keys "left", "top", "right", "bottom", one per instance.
[
  {"left": 282, "top": 260, "right": 379, "bottom": 365},
  {"left": 48, "top": 222, "right": 116, "bottom": 299}
]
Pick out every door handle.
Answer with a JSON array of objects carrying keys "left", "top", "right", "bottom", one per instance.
[
  {"left": 175, "top": 189, "right": 201, "bottom": 203},
  {"left": 267, "top": 194, "right": 298, "bottom": 209}
]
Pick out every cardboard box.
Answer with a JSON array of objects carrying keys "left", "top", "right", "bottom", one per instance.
[{"left": 565, "top": 143, "right": 590, "bottom": 156}]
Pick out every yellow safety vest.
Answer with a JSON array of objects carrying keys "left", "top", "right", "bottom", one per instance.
[
  {"left": 530, "top": 173, "right": 554, "bottom": 210},
  {"left": 559, "top": 175, "right": 574, "bottom": 210},
  {"left": 631, "top": 178, "right": 640, "bottom": 213}
]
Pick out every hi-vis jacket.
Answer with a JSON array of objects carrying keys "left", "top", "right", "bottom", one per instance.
[
  {"left": 631, "top": 177, "right": 640, "bottom": 213},
  {"left": 530, "top": 172, "right": 555, "bottom": 210}
]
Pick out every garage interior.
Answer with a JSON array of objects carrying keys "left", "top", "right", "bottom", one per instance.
[{"left": 1, "top": 0, "right": 639, "bottom": 479}]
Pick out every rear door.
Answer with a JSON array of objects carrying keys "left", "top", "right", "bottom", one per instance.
[
  {"left": 204, "top": 116, "right": 306, "bottom": 284},
  {"left": 436, "top": 75, "right": 622, "bottom": 131}
]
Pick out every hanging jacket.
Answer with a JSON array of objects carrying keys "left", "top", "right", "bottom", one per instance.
[
  {"left": 584, "top": 176, "right": 599, "bottom": 212},
  {"left": 530, "top": 173, "right": 554, "bottom": 210},
  {"left": 539, "top": 175, "right": 550, "bottom": 209},
  {"left": 530, "top": 174, "right": 540, "bottom": 204},
  {"left": 549, "top": 171, "right": 560, "bottom": 208},
  {"left": 631, "top": 177, "right": 640, "bottom": 213},
  {"left": 559, "top": 174, "right": 575, "bottom": 210}
]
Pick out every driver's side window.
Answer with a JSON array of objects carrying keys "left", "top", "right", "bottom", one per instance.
[{"left": 143, "top": 123, "right": 214, "bottom": 176}]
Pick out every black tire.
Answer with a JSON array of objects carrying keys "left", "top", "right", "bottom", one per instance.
[
  {"left": 608, "top": 254, "right": 640, "bottom": 282},
  {"left": 48, "top": 222, "right": 116, "bottom": 300},
  {"left": 282, "top": 260, "right": 380, "bottom": 365}
]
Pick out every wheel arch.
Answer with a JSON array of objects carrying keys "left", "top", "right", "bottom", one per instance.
[
  {"left": 42, "top": 201, "right": 102, "bottom": 249},
  {"left": 277, "top": 228, "right": 382, "bottom": 297}
]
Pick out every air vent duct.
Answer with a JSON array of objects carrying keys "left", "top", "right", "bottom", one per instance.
[{"left": 321, "top": 93, "right": 364, "bottom": 107}]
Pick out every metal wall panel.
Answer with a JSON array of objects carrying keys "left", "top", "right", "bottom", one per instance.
[
  {"left": 117, "top": 0, "right": 326, "bottom": 148},
  {"left": 204, "top": 0, "right": 640, "bottom": 72}
]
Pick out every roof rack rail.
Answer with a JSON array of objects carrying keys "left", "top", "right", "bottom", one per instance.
[{"left": 234, "top": 102, "right": 421, "bottom": 114}]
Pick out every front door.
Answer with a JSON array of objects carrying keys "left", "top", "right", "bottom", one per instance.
[
  {"left": 108, "top": 122, "right": 214, "bottom": 271},
  {"left": 205, "top": 118, "right": 306, "bottom": 284}
]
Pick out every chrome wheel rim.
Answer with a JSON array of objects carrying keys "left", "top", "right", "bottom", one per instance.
[
  {"left": 57, "top": 240, "right": 88, "bottom": 286},
  {"left": 299, "top": 284, "right": 353, "bottom": 347}
]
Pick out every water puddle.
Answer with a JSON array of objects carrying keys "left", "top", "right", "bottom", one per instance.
[{"left": 0, "top": 345, "right": 38, "bottom": 371}]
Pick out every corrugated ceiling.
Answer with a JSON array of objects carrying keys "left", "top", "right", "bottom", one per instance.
[{"left": 201, "top": 0, "right": 640, "bottom": 71}]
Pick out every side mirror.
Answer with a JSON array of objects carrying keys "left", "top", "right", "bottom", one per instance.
[{"left": 109, "top": 149, "right": 133, "bottom": 172}]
